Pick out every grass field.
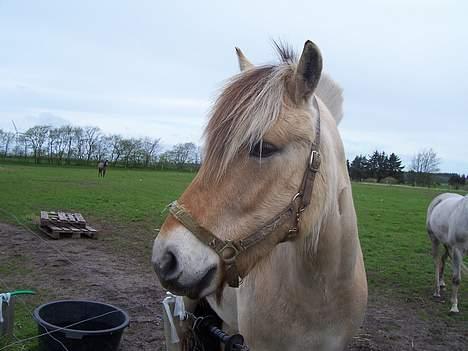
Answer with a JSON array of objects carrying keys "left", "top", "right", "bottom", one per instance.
[
  {"left": 353, "top": 183, "right": 467, "bottom": 297},
  {"left": 0, "top": 164, "right": 194, "bottom": 350},
  {"left": 0, "top": 164, "right": 467, "bottom": 349}
]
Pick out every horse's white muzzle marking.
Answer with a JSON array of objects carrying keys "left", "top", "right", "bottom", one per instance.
[{"left": 152, "top": 225, "right": 220, "bottom": 299}]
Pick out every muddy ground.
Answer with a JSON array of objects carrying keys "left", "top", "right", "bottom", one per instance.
[{"left": 0, "top": 222, "right": 466, "bottom": 351}]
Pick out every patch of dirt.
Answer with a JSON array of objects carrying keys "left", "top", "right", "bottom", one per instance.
[
  {"left": 348, "top": 292, "right": 467, "bottom": 351},
  {"left": 0, "top": 222, "right": 166, "bottom": 351},
  {"left": 348, "top": 293, "right": 468, "bottom": 351},
  {"left": 1, "top": 222, "right": 467, "bottom": 351}
]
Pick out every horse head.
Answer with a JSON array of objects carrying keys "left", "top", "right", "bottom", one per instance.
[{"left": 152, "top": 41, "right": 327, "bottom": 299}]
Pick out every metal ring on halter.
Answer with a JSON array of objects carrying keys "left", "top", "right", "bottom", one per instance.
[
  {"left": 218, "top": 241, "right": 241, "bottom": 264},
  {"left": 292, "top": 192, "right": 302, "bottom": 202}
]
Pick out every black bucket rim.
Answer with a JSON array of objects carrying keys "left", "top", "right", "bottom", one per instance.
[{"left": 33, "top": 299, "right": 130, "bottom": 335}]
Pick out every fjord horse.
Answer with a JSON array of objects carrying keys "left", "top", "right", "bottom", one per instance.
[{"left": 153, "top": 40, "right": 367, "bottom": 350}]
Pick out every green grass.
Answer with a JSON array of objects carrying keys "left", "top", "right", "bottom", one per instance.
[
  {"left": 0, "top": 295, "right": 41, "bottom": 351},
  {"left": 0, "top": 164, "right": 194, "bottom": 226},
  {"left": 0, "top": 258, "right": 38, "bottom": 349},
  {"left": 353, "top": 182, "right": 468, "bottom": 320},
  {"left": 0, "top": 251, "right": 40, "bottom": 350},
  {"left": 0, "top": 164, "right": 467, "bottom": 349},
  {"left": 354, "top": 182, "right": 436, "bottom": 291},
  {"left": 0, "top": 164, "right": 195, "bottom": 350}
]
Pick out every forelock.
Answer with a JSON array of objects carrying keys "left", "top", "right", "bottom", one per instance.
[{"left": 201, "top": 44, "right": 299, "bottom": 182}]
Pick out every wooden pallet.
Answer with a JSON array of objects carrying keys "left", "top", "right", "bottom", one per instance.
[
  {"left": 40, "top": 211, "right": 86, "bottom": 228},
  {"left": 40, "top": 211, "right": 98, "bottom": 239}
]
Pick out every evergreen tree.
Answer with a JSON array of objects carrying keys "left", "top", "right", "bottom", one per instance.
[
  {"left": 376, "top": 151, "right": 387, "bottom": 182},
  {"left": 362, "top": 151, "right": 405, "bottom": 183},
  {"left": 448, "top": 173, "right": 465, "bottom": 189},
  {"left": 349, "top": 155, "right": 368, "bottom": 181},
  {"left": 367, "top": 151, "right": 380, "bottom": 180},
  {"left": 387, "top": 153, "right": 404, "bottom": 181},
  {"left": 367, "top": 150, "right": 388, "bottom": 182}
]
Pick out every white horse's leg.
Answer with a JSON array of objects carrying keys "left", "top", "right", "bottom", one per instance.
[
  {"left": 449, "top": 248, "right": 462, "bottom": 313},
  {"left": 431, "top": 239, "right": 442, "bottom": 297},
  {"left": 439, "top": 245, "right": 449, "bottom": 288}
]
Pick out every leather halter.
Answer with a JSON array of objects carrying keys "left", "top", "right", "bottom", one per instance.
[{"left": 168, "top": 97, "right": 322, "bottom": 288}]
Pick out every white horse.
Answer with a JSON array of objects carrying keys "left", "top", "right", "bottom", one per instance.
[
  {"left": 152, "top": 40, "right": 367, "bottom": 350},
  {"left": 427, "top": 193, "right": 468, "bottom": 313}
]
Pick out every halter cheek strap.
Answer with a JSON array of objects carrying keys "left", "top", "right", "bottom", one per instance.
[{"left": 168, "top": 97, "right": 321, "bottom": 288}]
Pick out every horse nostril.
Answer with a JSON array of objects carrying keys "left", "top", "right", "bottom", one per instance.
[{"left": 158, "top": 250, "right": 179, "bottom": 280}]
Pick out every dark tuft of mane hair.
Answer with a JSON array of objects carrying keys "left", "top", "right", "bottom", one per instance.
[{"left": 273, "top": 40, "right": 297, "bottom": 64}]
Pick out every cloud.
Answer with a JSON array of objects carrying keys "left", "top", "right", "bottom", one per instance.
[
  {"left": 1, "top": 0, "right": 467, "bottom": 173},
  {"left": 33, "top": 112, "right": 70, "bottom": 126}
]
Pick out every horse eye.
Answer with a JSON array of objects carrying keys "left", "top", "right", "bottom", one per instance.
[{"left": 250, "top": 141, "right": 279, "bottom": 158}]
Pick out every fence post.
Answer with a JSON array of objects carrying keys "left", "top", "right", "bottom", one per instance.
[{"left": 0, "top": 296, "right": 15, "bottom": 337}]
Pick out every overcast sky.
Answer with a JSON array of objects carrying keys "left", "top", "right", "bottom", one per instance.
[{"left": 1, "top": 1, "right": 467, "bottom": 172}]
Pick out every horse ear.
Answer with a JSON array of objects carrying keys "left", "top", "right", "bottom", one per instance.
[
  {"left": 235, "top": 47, "right": 254, "bottom": 72},
  {"left": 292, "top": 40, "right": 323, "bottom": 104}
]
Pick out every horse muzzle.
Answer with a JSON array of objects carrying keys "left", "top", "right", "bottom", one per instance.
[{"left": 152, "top": 237, "right": 219, "bottom": 299}]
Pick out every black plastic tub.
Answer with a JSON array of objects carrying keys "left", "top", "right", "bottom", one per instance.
[{"left": 33, "top": 300, "right": 129, "bottom": 351}]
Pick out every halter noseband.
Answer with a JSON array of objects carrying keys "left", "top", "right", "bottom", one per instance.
[{"left": 168, "top": 97, "right": 322, "bottom": 288}]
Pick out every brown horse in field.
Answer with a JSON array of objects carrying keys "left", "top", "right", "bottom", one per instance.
[{"left": 98, "top": 160, "right": 108, "bottom": 177}]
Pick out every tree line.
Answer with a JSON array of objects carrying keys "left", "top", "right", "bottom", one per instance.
[
  {"left": 448, "top": 174, "right": 466, "bottom": 189},
  {"left": 348, "top": 151, "right": 404, "bottom": 183},
  {"left": 0, "top": 125, "right": 201, "bottom": 170},
  {"left": 348, "top": 149, "right": 467, "bottom": 188},
  {"left": 1, "top": 124, "right": 465, "bottom": 187}
]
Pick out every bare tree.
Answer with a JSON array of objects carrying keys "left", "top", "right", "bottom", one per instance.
[
  {"left": 166, "top": 142, "right": 197, "bottom": 166},
  {"left": 194, "top": 145, "right": 203, "bottom": 165},
  {"left": 0, "top": 130, "right": 15, "bottom": 157},
  {"left": 52, "top": 126, "right": 70, "bottom": 164},
  {"left": 411, "top": 148, "right": 440, "bottom": 173},
  {"left": 24, "top": 125, "right": 51, "bottom": 163},
  {"left": 410, "top": 148, "right": 441, "bottom": 186},
  {"left": 109, "top": 135, "right": 123, "bottom": 164},
  {"left": 120, "top": 138, "right": 141, "bottom": 167},
  {"left": 15, "top": 134, "right": 29, "bottom": 158},
  {"left": 58, "top": 125, "right": 74, "bottom": 164},
  {"left": 83, "top": 126, "right": 101, "bottom": 163},
  {"left": 47, "top": 128, "right": 59, "bottom": 163},
  {"left": 74, "top": 127, "right": 85, "bottom": 160},
  {"left": 95, "top": 135, "right": 111, "bottom": 162},
  {"left": 141, "top": 137, "right": 162, "bottom": 167}
]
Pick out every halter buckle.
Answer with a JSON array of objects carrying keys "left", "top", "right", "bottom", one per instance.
[{"left": 309, "top": 150, "right": 321, "bottom": 172}]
